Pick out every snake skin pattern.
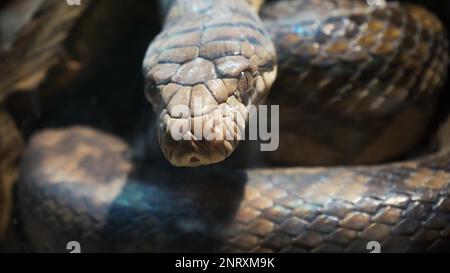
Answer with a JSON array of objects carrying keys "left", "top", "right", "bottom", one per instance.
[
  {"left": 16, "top": 0, "right": 450, "bottom": 252},
  {"left": 262, "top": 0, "right": 448, "bottom": 165},
  {"left": 18, "top": 125, "right": 450, "bottom": 252}
]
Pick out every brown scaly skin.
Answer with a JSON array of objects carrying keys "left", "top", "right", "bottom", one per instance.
[
  {"left": 262, "top": 0, "right": 449, "bottom": 165},
  {"left": 14, "top": 0, "right": 450, "bottom": 252},
  {"left": 18, "top": 123, "right": 450, "bottom": 252},
  {"left": 0, "top": 0, "right": 89, "bottom": 240},
  {"left": 145, "top": 0, "right": 448, "bottom": 167},
  {"left": 0, "top": 0, "right": 160, "bottom": 244}
]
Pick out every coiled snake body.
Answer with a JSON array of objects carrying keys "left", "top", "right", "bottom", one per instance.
[{"left": 18, "top": 0, "right": 450, "bottom": 252}]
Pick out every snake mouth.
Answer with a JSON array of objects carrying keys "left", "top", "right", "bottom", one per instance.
[
  {"left": 157, "top": 97, "right": 248, "bottom": 167},
  {"left": 159, "top": 136, "right": 237, "bottom": 167}
]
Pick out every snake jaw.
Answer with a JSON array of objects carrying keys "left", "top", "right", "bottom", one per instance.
[{"left": 159, "top": 135, "right": 238, "bottom": 167}]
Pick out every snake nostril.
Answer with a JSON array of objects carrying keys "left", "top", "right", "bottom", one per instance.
[{"left": 190, "top": 156, "right": 200, "bottom": 163}]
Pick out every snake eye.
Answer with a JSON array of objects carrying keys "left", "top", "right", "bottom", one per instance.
[
  {"left": 237, "top": 70, "right": 254, "bottom": 93},
  {"left": 144, "top": 79, "right": 161, "bottom": 109}
]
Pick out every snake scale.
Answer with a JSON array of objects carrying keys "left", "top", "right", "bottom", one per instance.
[{"left": 16, "top": 0, "right": 450, "bottom": 252}]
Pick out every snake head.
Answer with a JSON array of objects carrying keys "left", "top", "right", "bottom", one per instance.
[{"left": 143, "top": 0, "right": 277, "bottom": 167}]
